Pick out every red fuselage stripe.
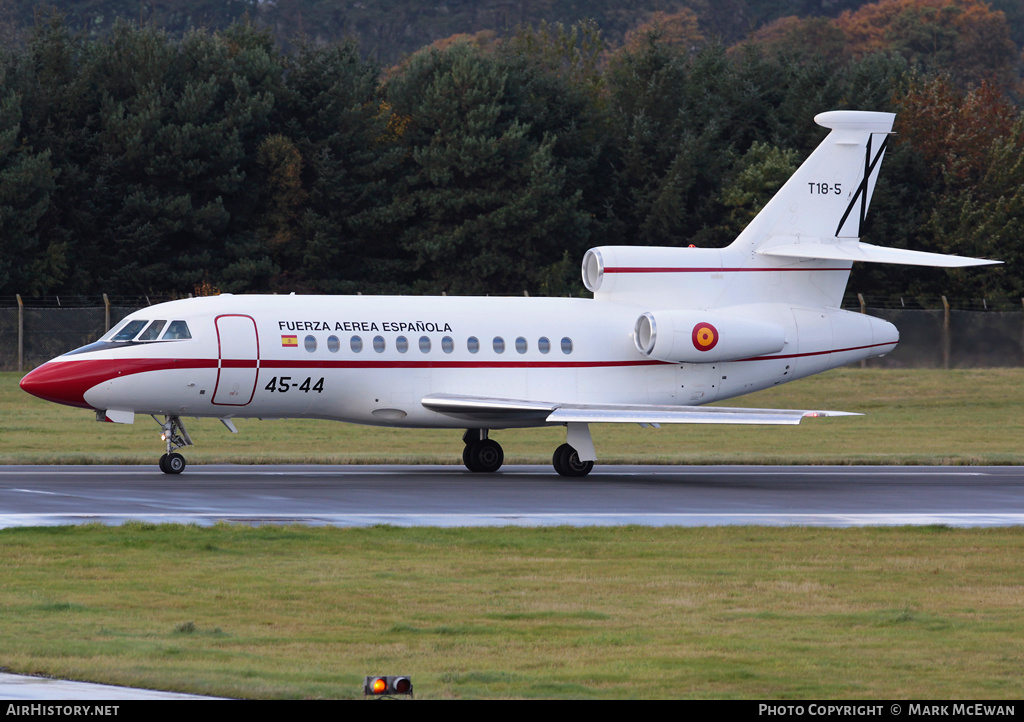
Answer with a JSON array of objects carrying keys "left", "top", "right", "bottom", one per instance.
[
  {"left": 604, "top": 267, "right": 851, "bottom": 273},
  {"left": 21, "top": 341, "right": 897, "bottom": 410},
  {"left": 736, "top": 341, "right": 896, "bottom": 362}
]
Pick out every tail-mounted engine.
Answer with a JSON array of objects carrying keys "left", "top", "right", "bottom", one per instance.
[{"left": 634, "top": 309, "right": 786, "bottom": 363}]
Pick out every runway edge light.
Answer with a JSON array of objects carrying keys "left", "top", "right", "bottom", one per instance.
[{"left": 364, "top": 675, "right": 413, "bottom": 698}]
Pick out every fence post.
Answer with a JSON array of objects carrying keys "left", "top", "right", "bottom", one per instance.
[
  {"left": 942, "top": 296, "right": 950, "bottom": 370},
  {"left": 16, "top": 294, "right": 23, "bottom": 373},
  {"left": 857, "top": 294, "right": 867, "bottom": 367},
  {"left": 103, "top": 293, "right": 110, "bottom": 333}
]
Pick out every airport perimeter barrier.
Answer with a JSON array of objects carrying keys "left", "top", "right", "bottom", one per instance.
[
  {"left": 0, "top": 295, "right": 172, "bottom": 372},
  {"left": 2, "top": 295, "right": 1024, "bottom": 372}
]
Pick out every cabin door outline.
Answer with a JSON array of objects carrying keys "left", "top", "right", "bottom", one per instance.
[{"left": 212, "top": 314, "right": 260, "bottom": 406}]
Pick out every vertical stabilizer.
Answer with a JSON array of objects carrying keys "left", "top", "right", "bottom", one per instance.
[
  {"left": 744, "top": 111, "right": 998, "bottom": 269},
  {"left": 583, "top": 110, "right": 996, "bottom": 311},
  {"left": 731, "top": 110, "right": 895, "bottom": 254}
]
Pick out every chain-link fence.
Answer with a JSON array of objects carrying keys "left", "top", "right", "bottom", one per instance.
[
  {"left": 3, "top": 297, "right": 1024, "bottom": 371},
  {"left": 0, "top": 296, "right": 173, "bottom": 372},
  {"left": 864, "top": 308, "right": 1024, "bottom": 368}
]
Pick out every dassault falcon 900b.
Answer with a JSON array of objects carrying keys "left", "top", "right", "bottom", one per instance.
[{"left": 21, "top": 111, "right": 998, "bottom": 476}]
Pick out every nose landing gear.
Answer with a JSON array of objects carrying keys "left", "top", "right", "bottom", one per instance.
[{"left": 154, "top": 415, "right": 193, "bottom": 474}]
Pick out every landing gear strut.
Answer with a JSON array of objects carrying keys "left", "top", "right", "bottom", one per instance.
[
  {"left": 154, "top": 415, "right": 193, "bottom": 475},
  {"left": 463, "top": 429, "right": 504, "bottom": 473}
]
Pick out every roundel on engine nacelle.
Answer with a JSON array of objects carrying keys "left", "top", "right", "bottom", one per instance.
[
  {"left": 691, "top": 322, "right": 718, "bottom": 352},
  {"left": 633, "top": 309, "right": 785, "bottom": 363}
]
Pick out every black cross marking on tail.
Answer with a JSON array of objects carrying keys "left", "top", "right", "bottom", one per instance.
[{"left": 835, "top": 133, "right": 889, "bottom": 238}]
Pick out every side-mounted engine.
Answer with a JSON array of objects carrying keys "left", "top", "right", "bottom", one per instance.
[{"left": 633, "top": 308, "right": 785, "bottom": 363}]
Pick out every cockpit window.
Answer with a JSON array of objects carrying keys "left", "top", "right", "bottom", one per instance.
[
  {"left": 138, "top": 320, "right": 166, "bottom": 341},
  {"left": 162, "top": 321, "right": 192, "bottom": 340},
  {"left": 111, "top": 320, "right": 148, "bottom": 341}
]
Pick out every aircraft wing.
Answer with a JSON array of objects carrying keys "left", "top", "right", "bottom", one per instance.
[{"left": 420, "top": 393, "right": 858, "bottom": 426}]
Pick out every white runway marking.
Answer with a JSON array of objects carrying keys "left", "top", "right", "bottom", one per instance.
[
  {"left": 2, "top": 512, "right": 1023, "bottom": 528},
  {"left": 0, "top": 672, "right": 223, "bottom": 700}
]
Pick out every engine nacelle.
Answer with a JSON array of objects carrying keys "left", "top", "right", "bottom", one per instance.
[{"left": 634, "top": 309, "right": 786, "bottom": 363}]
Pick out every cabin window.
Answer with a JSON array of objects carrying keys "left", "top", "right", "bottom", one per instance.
[
  {"left": 467, "top": 336, "right": 480, "bottom": 353},
  {"left": 162, "top": 321, "right": 191, "bottom": 340},
  {"left": 561, "top": 337, "right": 573, "bottom": 354},
  {"left": 373, "top": 336, "right": 386, "bottom": 353},
  {"left": 419, "top": 336, "right": 431, "bottom": 353},
  {"left": 396, "top": 336, "right": 409, "bottom": 353},
  {"left": 112, "top": 320, "right": 148, "bottom": 341},
  {"left": 515, "top": 337, "right": 527, "bottom": 354},
  {"left": 327, "top": 335, "right": 340, "bottom": 353},
  {"left": 493, "top": 337, "right": 505, "bottom": 354},
  {"left": 538, "top": 337, "right": 550, "bottom": 354},
  {"left": 441, "top": 336, "right": 454, "bottom": 354},
  {"left": 350, "top": 336, "right": 363, "bottom": 353},
  {"left": 304, "top": 335, "right": 317, "bottom": 352},
  {"left": 138, "top": 320, "right": 166, "bottom": 341}
]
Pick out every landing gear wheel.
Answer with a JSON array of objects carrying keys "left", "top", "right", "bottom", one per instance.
[
  {"left": 553, "top": 443, "right": 594, "bottom": 477},
  {"left": 155, "top": 415, "right": 193, "bottom": 475},
  {"left": 162, "top": 452, "right": 186, "bottom": 475},
  {"left": 464, "top": 439, "right": 504, "bottom": 473}
]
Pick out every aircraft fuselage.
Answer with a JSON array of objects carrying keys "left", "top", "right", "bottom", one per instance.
[{"left": 22, "top": 292, "right": 896, "bottom": 429}]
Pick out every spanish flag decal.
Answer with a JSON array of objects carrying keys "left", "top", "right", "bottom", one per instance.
[
  {"left": 281, "top": 335, "right": 298, "bottom": 347},
  {"left": 691, "top": 322, "right": 719, "bottom": 352}
]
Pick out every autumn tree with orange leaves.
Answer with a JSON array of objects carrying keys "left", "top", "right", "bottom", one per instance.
[
  {"left": 896, "top": 75, "right": 1017, "bottom": 185},
  {"left": 894, "top": 77, "right": 1024, "bottom": 300},
  {"left": 836, "top": 0, "right": 1018, "bottom": 87}
]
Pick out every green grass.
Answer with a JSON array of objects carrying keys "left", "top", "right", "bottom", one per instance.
[
  {"left": 1, "top": 523, "right": 1022, "bottom": 699},
  {"left": 4, "top": 368, "right": 1024, "bottom": 465},
  {"left": 4, "top": 369, "right": 1024, "bottom": 698}
]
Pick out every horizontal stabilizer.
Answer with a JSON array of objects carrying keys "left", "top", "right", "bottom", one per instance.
[
  {"left": 759, "top": 241, "right": 1000, "bottom": 268},
  {"left": 422, "top": 394, "right": 857, "bottom": 426}
]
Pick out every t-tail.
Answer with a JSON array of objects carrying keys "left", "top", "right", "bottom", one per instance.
[{"left": 582, "top": 110, "right": 1000, "bottom": 373}]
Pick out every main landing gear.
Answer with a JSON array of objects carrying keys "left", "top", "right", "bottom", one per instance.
[
  {"left": 463, "top": 430, "right": 504, "bottom": 473},
  {"left": 154, "top": 415, "right": 193, "bottom": 475},
  {"left": 462, "top": 425, "right": 596, "bottom": 477},
  {"left": 552, "top": 443, "right": 594, "bottom": 477}
]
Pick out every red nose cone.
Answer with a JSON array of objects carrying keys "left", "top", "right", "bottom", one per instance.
[{"left": 20, "top": 361, "right": 99, "bottom": 409}]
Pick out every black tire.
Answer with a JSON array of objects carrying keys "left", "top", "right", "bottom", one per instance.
[
  {"left": 164, "top": 452, "right": 186, "bottom": 475},
  {"left": 158, "top": 453, "right": 169, "bottom": 474},
  {"left": 468, "top": 439, "right": 503, "bottom": 473},
  {"left": 463, "top": 443, "right": 480, "bottom": 472},
  {"left": 553, "top": 443, "right": 594, "bottom": 477}
]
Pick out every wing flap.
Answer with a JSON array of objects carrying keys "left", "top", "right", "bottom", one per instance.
[
  {"left": 549, "top": 404, "right": 857, "bottom": 425},
  {"left": 421, "top": 394, "right": 856, "bottom": 426}
]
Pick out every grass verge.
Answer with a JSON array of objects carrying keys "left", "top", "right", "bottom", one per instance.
[{"left": 1, "top": 523, "right": 1023, "bottom": 699}]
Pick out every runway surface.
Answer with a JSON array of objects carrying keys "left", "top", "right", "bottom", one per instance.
[
  {"left": 2, "top": 464, "right": 1024, "bottom": 528},
  {"left": 0, "top": 672, "right": 221, "bottom": 700}
]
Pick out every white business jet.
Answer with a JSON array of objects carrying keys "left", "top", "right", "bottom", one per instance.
[{"left": 20, "top": 111, "right": 997, "bottom": 475}]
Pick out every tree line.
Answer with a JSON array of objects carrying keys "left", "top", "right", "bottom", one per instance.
[{"left": 2, "top": 2, "right": 1023, "bottom": 305}]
